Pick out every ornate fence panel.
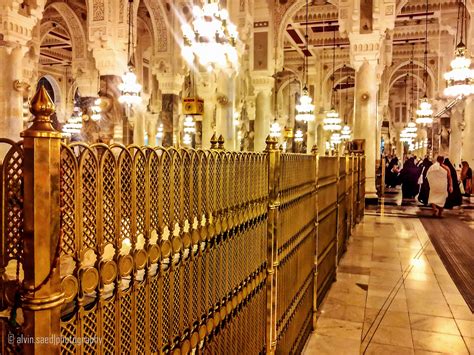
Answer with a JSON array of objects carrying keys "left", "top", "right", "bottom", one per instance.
[
  {"left": 336, "top": 156, "right": 348, "bottom": 262},
  {"left": 358, "top": 156, "right": 366, "bottom": 221},
  {"left": 58, "top": 144, "right": 268, "bottom": 354},
  {"left": 315, "top": 156, "right": 338, "bottom": 306},
  {"left": 0, "top": 91, "right": 367, "bottom": 354},
  {"left": 0, "top": 139, "right": 25, "bottom": 355},
  {"left": 274, "top": 152, "right": 317, "bottom": 354}
]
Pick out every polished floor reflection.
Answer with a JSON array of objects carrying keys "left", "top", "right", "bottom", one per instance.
[{"left": 303, "top": 211, "right": 473, "bottom": 354}]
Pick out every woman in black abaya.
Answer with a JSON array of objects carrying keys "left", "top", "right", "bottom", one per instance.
[{"left": 444, "top": 158, "right": 462, "bottom": 208}]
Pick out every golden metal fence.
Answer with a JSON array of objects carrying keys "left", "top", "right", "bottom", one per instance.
[{"left": 0, "top": 88, "right": 366, "bottom": 354}]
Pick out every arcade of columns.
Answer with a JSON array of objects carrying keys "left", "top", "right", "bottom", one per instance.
[{"left": 0, "top": 0, "right": 473, "bottom": 198}]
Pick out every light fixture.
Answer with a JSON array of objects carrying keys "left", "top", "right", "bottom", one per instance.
[
  {"left": 295, "top": 86, "right": 315, "bottom": 122},
  {"left": 270, "top": 118, "right": 281, "bottom": 138},
  {"left": 181, "top": 0, "right": 239, "bottom": 73},
  {"left": 400, "top": 128, "right": 413, "bottom": 143},
  {"left": 119, "top": 0, "right": 142, "bottom": 107},
  {"left": 62, "top": 105, "right": 83, "bottom": 135},
  {"left": 416, "top": 0, "right": 434, "bottom": 125},
  {"left": 156, "top": 123, "right": 164, "bottom": 145},
  {"left": 444, "top": 0, "right": 474, "bottom": 98},
  {"left": 341, "top": 125, "right": 352, "bottom": 140},
  {"left": 330, "top": 132, "right": 342, "bottom": 145},
  {"left": 295, "top": 0, "right": 315, "bottom": 122},
  {"left": 323, "top": 26, "right": 341, "bottom": 131},
  {"left": 340, "top": 73, "right": 352, "bottom": 140},
  {"left": 183, "top": 133, "right": 192, "bottom": 145},
  {"left": 90, "top": 98, "right": 102, "bottom": 121},
  {"left": 415, "top": 98, "right": 433, "bottom": 124},
  {"left": 323, "top": 109, "right": 342, "bottom": 131},
  {"left": 407, "top": 44, "right": 418, "bottom": 135},
  {"left": 294, "top": 129, "right": 304, "bottom": 142},
  {"left": 183, "top": 115, "right": 196, "bottom": 133}
]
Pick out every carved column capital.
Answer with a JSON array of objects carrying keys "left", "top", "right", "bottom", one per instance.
[
  {"left": 158, "top": 73, "right": 185, "bottom": 96},
  {"left": 252, "top": 76, "right": 274, "bottom": 96}
]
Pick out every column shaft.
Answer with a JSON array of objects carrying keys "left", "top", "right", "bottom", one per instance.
[{"left": 354, "top": 61, "right": 378, "bottom": 197}]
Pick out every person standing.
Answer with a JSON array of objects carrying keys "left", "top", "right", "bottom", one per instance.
[
  {"left": 418, "top": 157, "right": 433, "bottom": 205},
  {"left": 460, "top": 161, "right": 472, "bottom": 196},
  {"left": 426, "top": 156, "right": 453, "bottom": 217},
  {"left": 398, "top": 157, "right": 421, "bottom": 199},
  {"left": 444, "top": 158, "right": 462, "bottom": 208}
]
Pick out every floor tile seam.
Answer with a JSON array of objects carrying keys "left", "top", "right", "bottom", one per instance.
[
  {"left": 361, "top": 226, "right": 432, "bottom": 353},
  {"left": 411, "top": 219, "right": 471, "bottom": 353},
  {"left": 409, "top": 328, "right": 471, "bottom": 354},
  {"left": 361, "top": 250, "right": 411, "bottom": 351},
  {"left": 361, "top": 217, "right": 424, "bottom": 341}
]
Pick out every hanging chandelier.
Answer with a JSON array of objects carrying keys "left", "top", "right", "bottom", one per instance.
[
  {"left": 444, "top": 45, "right": 474, "bottom": 97},
  {"left": 341, "top": 125, "right": 352, "bottom": 140},
  {"left": 415, "top": 97, "right": 433, "bottom": 124},
  {"left": 295, "top": 0, "right": 315, "bottom": 122},
  {"left": 444, "top": 0, "right": 474, "bottom": 98},
  {"left": 119, "top": 0, "right": 142, "bottom": 107},
  {"left": 323, "top": 109, "right": 342, "bottom": 131},
  {"left": 90, "top": 98, "right": 102, "bottom": 121},
  {"left": 294, "top": 129, "right": 304, "bottom": 142},
  {"left": 400, "top": 129, "right": 413, "bottom": 143},
  {"left": 156, "top": 123, "right": 164, "bottom": 140},
  {"left": 270, "top": 119, "right": 282, "bottom": 138},
  {"left": 406, "top": 121, "right": 418, "bottom": 136},
  {"left": 181, "top": 0, "right": 239, "bottom": 72},
  {"left": 323, "top": 28, "right": 341, "bottom": 132},
  {"left": 63, "top": 106, "right": 83, "bottom": 135},
  {"left": 183, "top": 115, "right": 196, "bottom": 134},
  {"left": 330, "top": 132, "right": 342, "bottom": 145},
  {"left": 295, "top": 86, "right": 315, "bottom": 122},
  {"left": 416, "top": 0, "right": 434, "bottom": 125},
  {"left": 183, "top": 133, "right": 192, "bottom": 145}
]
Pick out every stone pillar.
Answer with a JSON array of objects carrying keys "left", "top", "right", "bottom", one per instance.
[
  {"left": 449, "top": 106, "right": 463, "bottom": 167},
  {"left": 462, "top": 98, "right": 474, "bottom": 168},
  {"left": 255, "top": 90, "right": 273, "bottom": 152},
  {"left": 353, "top": 61, "right": 378, "bottom": 197},
  {"left": 159, "top": 74, "right": 184, "bottom": 147},
  {"left": 0, "top": 46, "right": 28, "bottom": 157}
]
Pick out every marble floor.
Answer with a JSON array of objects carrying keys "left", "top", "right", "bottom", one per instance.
[{"left": 303, "top": 213, "right": 473, "bottom": 354}]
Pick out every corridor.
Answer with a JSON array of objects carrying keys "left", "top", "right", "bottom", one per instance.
[{"left": 303, "top": 207, "right": 473, "bottom": 354}]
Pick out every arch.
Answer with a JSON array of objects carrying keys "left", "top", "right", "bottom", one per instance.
[
  {"left": 142, "top": 0, "right": 169, "bottom": 54},
  {"left": 322, "top": 64, "right": 355, "bottom": 91},
  {"left": 276, "top": 0, "right": 338, "bottom": 68},
  {"left": 41, "top": 2, "right": 87, "bottom": 61},
  {"left": 387, "top": 59, "right": 436, "bottom": 95},
  {"left": 389, "top": 72, "right": 426, "bottom": 93}
]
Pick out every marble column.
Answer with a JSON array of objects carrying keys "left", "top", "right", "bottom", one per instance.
[
  {"left": 161, "top": 94, "right": 180, "bottom": 147},
  {"left": 198, "top": 78, "right": 216, "bottom": 149},
  {"left": 462, "top": 98, "right": 474, "bottom": 168},
  {"left": 449, "top": 106, "right": 463, "bottom": 167},
  {"left": 0, "top": 46, "right": 27, "bottom": 157},
  {"left": 99, "top": 75, "right": 127, "bottom": 145},
  {"left": 255, "top": 90, "right": 273, "bottom": 151},
  {"left": 353, "top": 61, "right": 378, "bottom": 197}
]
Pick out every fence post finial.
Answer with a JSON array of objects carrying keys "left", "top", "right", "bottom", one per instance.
[
  {"left": 25, "top": 85, "right": 58, "bottom": 134},
  {"left": 218, "top": 134, "right": 225, "bottom": 150},
  {"left": 19, "top": 84, "right": 63, "bottom": 353},
  {"left": 210, "top": 132, "right": 218, "bottom": 149}
]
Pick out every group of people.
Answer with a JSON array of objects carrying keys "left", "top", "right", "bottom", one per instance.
[{"left": 385, "top": 155, "right": 473, "bottom": 217}]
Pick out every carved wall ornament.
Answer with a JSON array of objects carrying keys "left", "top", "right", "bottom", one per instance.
[
  {"left": 361, "top": 92, "right": 370, "bottom": 101},
  {"left": 13, "top": 80, "right": 31, "bottom": 94},
  {"left": 217, "top": 95, "right": 230, "bottom": 106}
]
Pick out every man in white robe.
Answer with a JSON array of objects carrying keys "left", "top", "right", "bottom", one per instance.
[{"left": 426, "top": 156, "right": 453, "bottom": 217}]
